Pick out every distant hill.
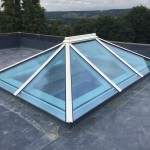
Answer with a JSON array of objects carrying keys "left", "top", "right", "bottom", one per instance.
[{"left": 45, "top": 9, "right": 130, "bottom": 23}]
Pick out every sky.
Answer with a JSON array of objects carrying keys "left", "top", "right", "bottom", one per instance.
[
  {"left": 0, "top": 0, "right": 149, "bottom": 11},
  {"left": 41, "top": 0, "right": 150, "bottom": 11}
]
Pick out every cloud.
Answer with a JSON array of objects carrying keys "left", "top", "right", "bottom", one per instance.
[
  {"left": 41, "top": 0, "right": 150, "bottom": 11},
  {"left": 0, "top": 0, "right": 149, "bottom": 11}
]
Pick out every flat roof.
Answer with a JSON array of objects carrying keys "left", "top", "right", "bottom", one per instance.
[{"left": 0, "top": 42, "right": 150, "bottom": 149}]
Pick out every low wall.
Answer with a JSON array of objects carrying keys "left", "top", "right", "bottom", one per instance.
[
  {"left": 112, "top": 41, "right": 150, "bottom": 58},
  {"left": 0, "top": 33, "right": 20, "bottom": 49},
  {"left": 0, "top": 32, "right": 64, "bottom": 50},
  {"left": 20, "top": 33, "right": 64, "bottom": 50},
  {"left": 0, "top": 33, "right": 149, "bottom": 57}
]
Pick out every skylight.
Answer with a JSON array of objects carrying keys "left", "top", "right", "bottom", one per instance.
[{"left": 0, "top": 33, "right": 150, "bottom": 123}]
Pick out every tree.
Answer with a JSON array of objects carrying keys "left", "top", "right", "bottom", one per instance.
[
  {"left": 126, "top": 6, "right": 150, "bottom": 43},
  {"left": 95, "top": 15, "right": 115, "bottom": 40},
  {"left": 1, "top": 0, "right": 22, "bottom": 32},
  {"left": 111, "top": 16, "right": 135, "bottom": 42},
  {"left": 22, "top": 0, "right": 47, "bottom": 33},
  {"left": 65, "top": 24, "right": 74, "bottom": 36},
  {"left": 0, "top": 11, "right": 3, "bottom": 32},
  {"left": 74, "top": 18, "right": 96, "bottom": 35},
  {"left": 48, "top": 19, "right": 66, "bottom": 36}
]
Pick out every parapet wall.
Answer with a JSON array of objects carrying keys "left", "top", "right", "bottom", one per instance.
[
  {"left": 0, "top": 33, "right": 149, "bottom": 57},
  {"left": 112, "top": 41, "right": 150, "bottom": 57},
  {"left": 0, "top": 32, "right": 64, "bottom": 50}
]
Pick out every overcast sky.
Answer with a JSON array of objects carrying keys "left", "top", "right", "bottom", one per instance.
[
  {"left": 0, "top": 0, "right": 149, "bottom": 11},
  {"left": 41, "top": 0, "right": 150, "bottom": 11}
]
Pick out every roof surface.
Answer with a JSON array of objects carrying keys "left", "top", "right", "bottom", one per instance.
[{"left": 0, "top": 44, "right": 150, "bottom": 150}]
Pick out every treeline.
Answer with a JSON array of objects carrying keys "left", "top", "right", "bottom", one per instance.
[
  {"left": 0, "top": 0, "right": 46, "bottom": 33},
  {"left": 45, "top": 9, "right": 130, "bottom": 22},
  {"left": 48, "top": 6, "right": 150, "bottom": 44},
  {"left": 0, "top": 1, "right": 150, "bottom": 44}
]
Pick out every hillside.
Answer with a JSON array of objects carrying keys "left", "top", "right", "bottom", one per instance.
[{"left": 45, "top": 9, "right": 130, "bottom": 22}]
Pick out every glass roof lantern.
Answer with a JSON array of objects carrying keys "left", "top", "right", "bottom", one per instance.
[{"left": 1, "top": 33, "right": 150, "bottom": 123}]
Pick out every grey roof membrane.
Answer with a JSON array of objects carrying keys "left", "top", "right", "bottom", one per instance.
[{"left": 0, "top": 43, "right": 150, "bottom": 150}]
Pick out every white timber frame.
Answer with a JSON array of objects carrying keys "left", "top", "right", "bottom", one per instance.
[
  {"left": 0, "top": 43, "right": 62, "bottom": 72},
  {"left": 99, "top": 38, "right": 150, "bottom": 60},
  {"left": 70, "top": 44, "right": 122, "bottom": 92},
  {"left": 1, "top": 33, "right": 150, "bottom": 123},
  {"left": 14, "top": 44, "right": 65, "bottom": 96},
  {"left": 96, "top": 38, "right": 143, "bottom": 77},
  {"left": 65, "top": 43, "right": 73, "bottom": 123}
]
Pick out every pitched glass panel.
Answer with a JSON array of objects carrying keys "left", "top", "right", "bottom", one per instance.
[
  {"left": 102, "top": 41, "right": 150, "bottom": 73},
  {"left": 0, "top": 47, "right": 57, "bottom": 90},
  {"left": 146, "top": 60, "right": 150, "bottom": 69},
  {"left": 20, "top": 49, "right": 66, "bottom": 110},
  {"left": 74, "top": 40, "right": 135, "bottom": 85},
  {"left": 70, "top": 48, "right": 115, "bottom": 109}
]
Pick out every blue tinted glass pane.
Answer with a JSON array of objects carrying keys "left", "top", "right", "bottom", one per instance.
[
  {"left": 70, "top": 48, "right": 114, "bottom": 109},
  {"left": 74, "top": 40, "right": 135, "bottom": 85},
  {"left": 0, "top": 48, "right": 57, "bottom": 90},
  {"left": 20, "top": 49, "right": 66, "bottom": 110},
  {"left": 146, "top": 60, "right": 150, "bottom": 68},
  {"left": 103, "top": 41, "right": 150, "bottom": 73}
]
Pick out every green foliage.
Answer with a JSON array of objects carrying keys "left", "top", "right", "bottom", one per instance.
[
  {"left": 0, "top": 3, "right": 150, "bottom": 44},
  {"left": 22, "top": 0, "right": 47, "bottom": 33},
  {"left": 74, "top": 18, "right": 96, "bottom": 35},
  {"left": 126, "top": 6, "right": 150, "bottom": 43},
  {"left": 71, "top": 6, "right": 150, "bottom": 43},
  {"left": 65, "top": 25, "right": 74, "bottom": 36},
  {"left": 90, "top": 15, "right": 135, "bottom": 42},
  {"left": 47, "top": 20, "right": 74, "bottom": 36},
  {"left": 45, "top": 9, "right": 130, "bottom": 22},
  {"left": 95, "top": 15, "right": 115, "bottom": 40},
  {"left": 0, "top": 11, "right": 3, "bottom": 32},
  {"left": 1, "top": 0, "right": 22, "bottom": 32},
  {"left": 48, "top": 20, "right": 65, "bottom": 36},
  {"left": 110, "top": 16, "right": 135, "bottom": 42},
  {"left": 0, "top": 0, "right": 46, "bottom": 33}
]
